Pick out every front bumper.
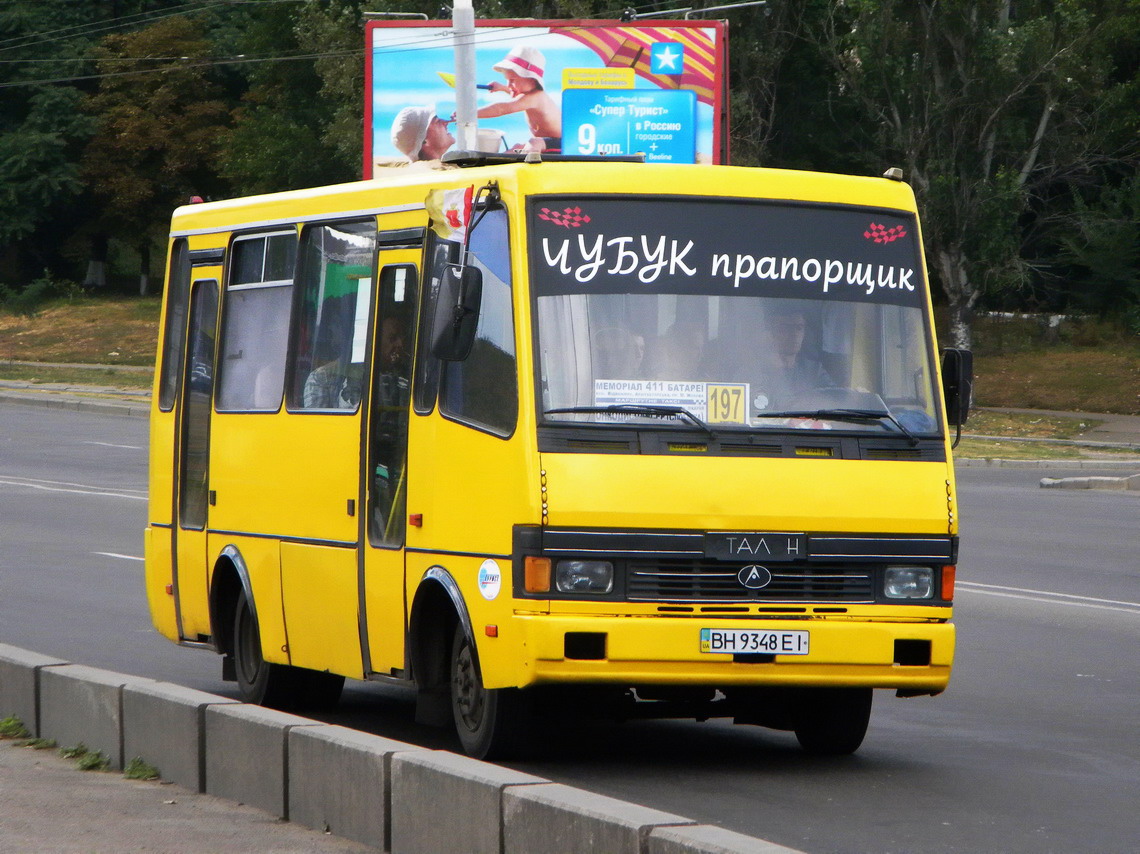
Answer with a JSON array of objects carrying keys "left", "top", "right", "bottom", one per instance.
[{"left": 502, "top": 613, "right": 954, "bottom": 692}]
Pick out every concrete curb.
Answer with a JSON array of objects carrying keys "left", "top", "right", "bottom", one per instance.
[
  {"left": 1040, "top": 473, "right": 1140, "bottom": 491},
  {"left": 0, "top": 388, "right": 148, "bottom": 417},
  {"left": 0, "top": 643, "right": 802, "bottom": 854},
  {"left": 955, "top": 457, "right": 1140, "bottom": 469}
]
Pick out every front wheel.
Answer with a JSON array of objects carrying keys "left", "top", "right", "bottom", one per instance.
[
  {"left": 450, "top": 626, "right": 529, "bottom": 759},
  {"left": 793, "top": 688, "right": 873, "bottom": 756}
]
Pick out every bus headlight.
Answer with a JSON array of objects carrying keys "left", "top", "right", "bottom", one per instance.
[
  {"left": 884, "top": 566, "right": 934, "bottom": 599},
  {"left": 555, "top": 560, "right": 614, "bottom": 594}
]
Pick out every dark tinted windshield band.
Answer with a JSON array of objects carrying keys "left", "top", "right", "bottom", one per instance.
[{"left": 529, "top": 196, "right": 924, "bottom": 307}]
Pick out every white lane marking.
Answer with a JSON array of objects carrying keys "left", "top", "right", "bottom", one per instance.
[
  {"left": 0, "top": 477, "right": 146, "bottom": 501},
  {"left": 958, "top": 581, "right": 1140, "bottom": 615},
  {"left": 83, "top": 441, "right": 144, "bottom": 450},
  {"left": 93, "top": 552, "right": 144, "bottom": 562}
]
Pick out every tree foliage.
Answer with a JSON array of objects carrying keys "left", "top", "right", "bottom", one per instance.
[
  {"left": 0, "top": 0, "right": 1134, "bottom": 338},
  {"left": 810, "top": 0, "right": 1139, "bottom": 347},
  {"left": 81, "top": 15, "right": 229, "bottom": 236}
]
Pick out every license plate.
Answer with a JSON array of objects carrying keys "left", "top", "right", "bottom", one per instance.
[{"left": 700, "top": 628, "right": 810, "bottom": 656}]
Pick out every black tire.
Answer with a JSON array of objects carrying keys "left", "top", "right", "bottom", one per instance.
[
  {"left": 793, "top": 688, "right": 873, "bottom": 756},
  {"left": 232, "top": 590, "right": 344, "bottom": 710},
  {"left": 450, "top": 626, "right": 528, "bottom": 759}
]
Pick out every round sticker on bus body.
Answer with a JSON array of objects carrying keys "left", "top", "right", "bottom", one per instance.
[{"left": 478, "top": 559, "right": 502, "bottom": 600}]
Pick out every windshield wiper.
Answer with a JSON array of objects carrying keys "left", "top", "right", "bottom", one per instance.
[
  {"left": 544, "top": 404, "right": 716, "bottom": 438},
  {"left": 755, "top": 408, "right": 920, "bottom": 446}
]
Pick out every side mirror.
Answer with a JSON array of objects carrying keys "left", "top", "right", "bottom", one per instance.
[
  {"left": 430, "top": 262, "right": 483, "bottom": 361},
  {"left": 941, "top": 348, "right": 974, "bottom": 427}
]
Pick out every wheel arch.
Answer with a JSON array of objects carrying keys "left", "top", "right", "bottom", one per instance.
[
  {"left": 209, "top": 544, "right": 255, "bottom": 658},
  {"left": 407, "top": 566, "right": 473, "bottom": 726}
]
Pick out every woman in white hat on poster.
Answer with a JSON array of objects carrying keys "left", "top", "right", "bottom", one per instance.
[{"left": 390, "top": 104, "right": 455, "bottom": 162}]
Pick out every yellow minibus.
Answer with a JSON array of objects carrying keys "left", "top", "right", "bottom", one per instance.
[{"left": 146, "top": 153, "right": 972, "bottom": 758}]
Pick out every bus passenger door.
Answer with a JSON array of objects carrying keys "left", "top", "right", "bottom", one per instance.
[
  {"left": 362, "top": 257, "right": 419, "bottom": 677},
  {"left": 174, "top": 278, "right": 218, "bottom": 641}
]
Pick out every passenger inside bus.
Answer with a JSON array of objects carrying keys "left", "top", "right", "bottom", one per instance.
[
  {"left": 646, "top": 319, "right": 707, "bottom": 380},
  {"left": 593, "top": 326, "right": 646, "bottom": 379},
  {"left": 370, "top": 314, "right": 412, "bottom": 544}
]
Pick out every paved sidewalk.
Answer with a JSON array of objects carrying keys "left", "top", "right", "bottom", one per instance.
[{"left": 0, "top": 739, "right": 374, "bottom": 853}]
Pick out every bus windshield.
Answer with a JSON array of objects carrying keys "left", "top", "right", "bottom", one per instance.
[{"left": 530, "top": 196, "right": 940, "bottom": 435}]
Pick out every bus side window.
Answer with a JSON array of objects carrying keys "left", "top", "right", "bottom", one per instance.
[
  {"left": 288, "top": 221, "right": 377, "bottom": 412},
  {"left": 438, "top": 208, "right": 518, "bottom": 436},
  {"left": 158, "top": 239, "right": 191, "bottom": 411},
  {"left": 216, "top": 233, "right": 296, "bottom": 412},
  {"left": 369, "top": 264, "right": 417, "bottom": 546}
]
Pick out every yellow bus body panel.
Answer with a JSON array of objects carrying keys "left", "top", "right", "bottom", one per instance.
[
  {"left": 143, "top": 525, "right": 178, "bottom": 641},
  {"left": 540, "top": 454, "right": 953, "bottom": 534},
  {"left": 280, "top": 542, "right": 363, "bottom": 676}
]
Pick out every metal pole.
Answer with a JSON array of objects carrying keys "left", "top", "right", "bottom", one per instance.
[{"left": 452, "top": 0, "right": 478, "bottom": 151}]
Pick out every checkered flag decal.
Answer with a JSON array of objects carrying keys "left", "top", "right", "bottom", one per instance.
[
  {"left": 864, "top": 222, "right": 907, "bottom": 244},
  {"left": 538, "top": 207, "right": 592, "bottom": 229}
]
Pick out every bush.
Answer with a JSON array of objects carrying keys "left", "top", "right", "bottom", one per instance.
[{"left": 0, "top": 270, "right": 84, "bottom": 317}]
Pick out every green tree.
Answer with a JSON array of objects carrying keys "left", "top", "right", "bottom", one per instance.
[
  {"left": 217, "top": 1, "right": 352, "bottom": 193},
  {"left": 81, "top": 14, "right": 231, "bottom": 294},
  {"left": 0, "top": 1, "right": 97, "bottom": 282},
  {"left": 1058, "top": 175, "right": 1140, "bottom": 323},
  {"left": 293, "top": 0, "right": 372, "bottom": 181},
  {"left": 815, "top": 0, "right": 1135, "bottom": 348}
]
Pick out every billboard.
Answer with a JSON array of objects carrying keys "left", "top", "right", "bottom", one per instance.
[{"left": 364, "top": 18, "right": 728, "bottom": 177}]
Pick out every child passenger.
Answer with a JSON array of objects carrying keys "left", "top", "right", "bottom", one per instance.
[{"left": 477, "top": 46, "right": 562, "bottom": 152}]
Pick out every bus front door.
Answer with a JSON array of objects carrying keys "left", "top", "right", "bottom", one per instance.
[{"left": 361, "top": 259, "right": 419, "bottom": 677}]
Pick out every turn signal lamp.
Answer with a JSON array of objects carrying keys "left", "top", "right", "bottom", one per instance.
[
  {"left": 941, "top": 565, "right": 956, "bottom": 601},
  {"left": 524, "top": 556, "right": 551, "bottom": 593}
]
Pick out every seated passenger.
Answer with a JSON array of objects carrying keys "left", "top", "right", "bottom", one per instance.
[
  {"left": 593, "top": 326, "right": 645, "bottom": 379},
  {"left": 647, "top": 320, "right": 706, "bottom": 380},
  {"left": 756, "top": 308, "right": 834, "bottom": 409}
]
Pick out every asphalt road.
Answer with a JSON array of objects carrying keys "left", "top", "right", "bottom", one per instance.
[{"left": 1, "top": 403, "right": 1137, "bottom": 853}]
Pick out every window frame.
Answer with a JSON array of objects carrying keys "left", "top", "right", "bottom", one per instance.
[{"left": 214, "top": 229, "right": 298, "bottom": 414}]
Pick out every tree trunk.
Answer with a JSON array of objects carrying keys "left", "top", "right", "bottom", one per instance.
[
  {"left": 138, "top": 241, "right": 150, "bottom": 296},
  {"left": 84, "top": 234, "right": 108, "bottom": 288},
  {"left": 935, "top": 246, "right": 976, "bottom": 350}
]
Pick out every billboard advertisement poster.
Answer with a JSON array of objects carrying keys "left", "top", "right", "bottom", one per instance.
[{"left": 364, "top": 18, "right": 727, "bottom": 176}]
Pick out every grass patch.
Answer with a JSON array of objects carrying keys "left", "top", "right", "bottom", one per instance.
[
  {"left": 58, "top": 743, "right": 90, "bottom": 760},
  {"left": 0, "top": 296, "right": 160, "bottom": 366},
  {"left": 60, "top": 743, "right": 111, "bottom": 771},
  {"left": 123, "top": 756, "right": 161, "bottom": 780},
  {"left": 955, "top": 438, "right": 1088, "bottom": 461},
  {"left": 18, "top": 737, "right": 56, "bottom": 750},
  {"left": 975, "top": 347, "right": 1140, "bottom": 415},
  {"left": 965, "top": 409, "right": 1101, "bottom": 440},
  {"left": 0, "top": 363, "right": 153, "bottom": 389},
  {"left": 0, "top": 716, "right": 30, "bottom": 739}
]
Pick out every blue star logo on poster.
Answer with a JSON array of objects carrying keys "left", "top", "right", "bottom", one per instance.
[{"left": 650, "top": 42, "right": 684, "bottom": 75}]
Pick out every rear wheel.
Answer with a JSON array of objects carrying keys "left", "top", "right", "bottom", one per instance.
[
  {"left": 232, "top": 590, "right": 343, "bottom": 710},
  {"left": 450, "top": 626, "right": 528, "bottom": 759},
  {"left": 793, "top": 688, "right": 873, "bottom": 756}
]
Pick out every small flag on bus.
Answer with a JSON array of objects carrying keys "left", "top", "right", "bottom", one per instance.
[{"left": 426, "top": 186, "right": 474, "bottom": 241}]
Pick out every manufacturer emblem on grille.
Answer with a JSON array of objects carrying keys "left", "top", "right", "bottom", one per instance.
[{"left": 737, "top": 565, "right": 772, "bottom": 589}]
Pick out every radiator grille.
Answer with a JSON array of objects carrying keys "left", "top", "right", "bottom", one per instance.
[{"left": 627, "top": 560, "right": 874, "bottom": 602}]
